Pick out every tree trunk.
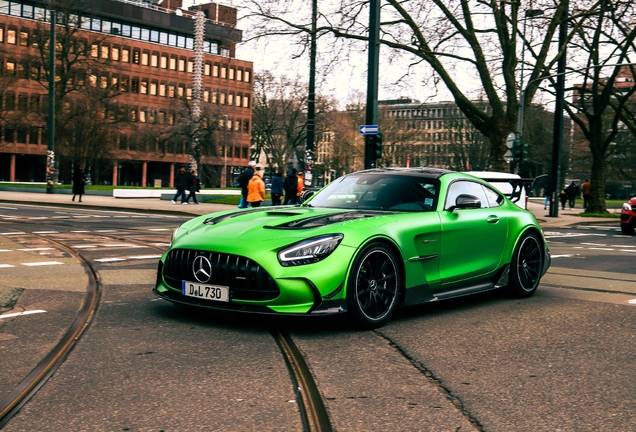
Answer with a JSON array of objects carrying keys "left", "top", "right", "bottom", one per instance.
[{"left": 586, "top": 149, "right": 607, "bottom": 214}]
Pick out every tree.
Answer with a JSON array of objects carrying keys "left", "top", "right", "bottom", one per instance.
[
  {"left": 558, "top": 1, "right": 636, "bottom": 213},
  {"left": 243, "top": 0, "right": 571, "bottom": 171},
  {"left": 251, "top": 71, "right": 334, "bottom": 172}
]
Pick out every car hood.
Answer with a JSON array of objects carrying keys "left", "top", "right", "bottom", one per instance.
[{"left": 181, "top": 207, "right": 396, "bottom": 243}]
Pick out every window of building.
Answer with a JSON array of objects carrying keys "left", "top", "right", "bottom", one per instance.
[
  {"left": 168, "top": 84, "right": 175, "bottom": 98},
  {"left": 234, "top": 120, "right": 240, "bottom": 131},
  {"left": 0, "top": 27, "right": 4, "bottom": 43},
  {"left": 28, "top": 128, "right": 39, "bottom": 144},
  {"left": 130, "top": 109, "right": 137, "bottom": 121},
  {"left": 19, "top": 30, "right": 28, "bottom": 46},
  {"left": 140, "top": 80, "right": 148, "bottom": 95},
  {"left": 229, "top": 68, "right": 235, "bottom": 80},
  {"left": 161, "top": 55, "right": 168, "bottom": 69},
  {"left": 159, "top": 83, "right": 166, "bottom": 97},
  {"left": 139, "top": 110, "right": 146, "bottom": 123},
  {"left": 111, "top": 46, "right": 120, "bottom": 61},
  {"left": 151, "top": 53, "right": 158, "bottom": 67},
  {"left": 169, "top": 56, "right": 176, "bottom": 70},
  {"left": 220, "top": 65, "right": 227, "bottom": 78},
  {"left": 131, "top": 78, "right": 139, "bottom": 93},
  {"left": 243, "top": 95, "right": 250, "bottom": 108},
  {"left": 5, "top": 61, "right": 15, "bottom": 75},
  {"left": 243, "top": 120, "right": 249, "bottom": 134},
  {"left": 158, "top": 111, "right": 166, "bottom": 124},
  {"left": 168, "top": 112, "right": 175, "bottom": 125},
  {"left": 219, "top": 92, "right": 226, "bottom": 104},
  {"left": 141, "top": 51, "right": 149, "bottom": 66},
  {"left": 99, "top": 75, "right": 108, "bottom": 89},
  {"left": 7, "top": 29, "right": 16, "bottom": 44},
  {"left": 211, "top": 91, "right": 217, "bottom": 104},
  {"left": 150, "top": 81, "right": 157, "bottom": 96},
  {"left": 235, "top": 94, "right": 241, "bottom": 107},
  {"left": 228, "top": 93, "right": 233, "bottom": 106},
  {"left": 244, "top": 70, "right": 251, "bottom": 82},
  {"left": 101, "top": 45, "right": 109, "bottom": 59},
  {"left": 203, "top": 90, "right": 210, "bottom": 102},
  {"left": 204, "top": 63, "right": 211, "bottom": 76},
  {"left": 88, "top": 74, "right": 97, "bottom": 87},
  {"left": 178, "top": 58, "right": 185, "bottom": 72},
  {"left": 29, "top": 95, "right": 39, "bottom": 112},
  {"left": 132, "top": 49, "right": 140, "bottom": 64},
  {"left": 187, "top": 60, "right": 193, "bottom": 73},
  {"left": 148, "top": 110, "right": 155, "bottom": 123},
  {"left": 90, "top": 43, "right": 99, "bottom": 57},
  {"left": 237, "top": 69, "right": 243, "bottom": 81},
  {"left": 177, "top": 85, "right": 184, "bottom": 97},
  {"left": 186, "top": 87, "right": 192, "bottom": 99},
  {"left": 111, "top": 76, "right": 118, "bottom": 89},
  {"left": 213, "top": 64, "right": 219, "bottom": 77},
  {"left": 120, "top": 76, "right": 129, "bottom": 92},
  {"left": 17, "top": 94, "right": 28, "bottom": 112}
]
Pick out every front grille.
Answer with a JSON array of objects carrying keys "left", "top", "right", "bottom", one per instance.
[{"left": 163, "top": 249, "right": 280, "bottom": 301}]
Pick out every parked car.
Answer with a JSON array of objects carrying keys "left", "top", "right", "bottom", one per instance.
[
  {"left": 154, "top": 168, "right": 551, "bottom": 329},
  {"left": 620, "top": 196, "right": 636, "bottom": 235}
]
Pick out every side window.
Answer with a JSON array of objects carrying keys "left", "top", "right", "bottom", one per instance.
[
  {"left": 482, "top": 185, "right": 504, "bottom": 208},
  {"left": 445, "top": 181, "right": 490, "bottom": 209}
]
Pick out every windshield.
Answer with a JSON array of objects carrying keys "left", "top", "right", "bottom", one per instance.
[{"left": 306, "top": 174, "right": 439, "bottom": 212}]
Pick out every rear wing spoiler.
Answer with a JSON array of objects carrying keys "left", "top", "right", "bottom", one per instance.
[{"left": 478, "top": 176, "right": 536, "bottom": 204}]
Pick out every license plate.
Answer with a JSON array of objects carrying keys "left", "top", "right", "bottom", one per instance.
[{"left": 181, "top": 281, "right": 230, "bottom": 302}]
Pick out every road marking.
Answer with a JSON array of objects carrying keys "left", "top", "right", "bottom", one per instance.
[
  {"left": 21, "top": 261, "right": 64, "bottom": 266},
  {"left": 0, "top": 232, "right": 25, "bottom": 236},
  {"left": 0, "top": 310, "right": 47, "bottom": 319},
  {"left": 18, "top": 248, "right": 55, "bottom": 251},
  {"left": 148, "top": 228, "right": 170, "bottom": 231},
  {"left": 102, "top": 243, "right": 136, "bottom": 247},
  {"left": 71, "top": 230, "right": 90, "bottom": 233},
  {"left": 151, "top": 243, "right": 170, "bottom": 247},
  {"left": 629, "top": 299, "right": 636, "bottom": 305},
  {"left": 0, "top": 206, "right": 18, "bottom": 210},
  {"left": 620, "top": 249, "right": 636, "bottom": 253},
  {"left": 0, "top": 264, "right": 15, "bottom": 268},
  {"left": 550, "top": 254, "right": 574, "bottom": 258},
  {"left": 587, "top": 248, "right": 614, "bottom": 251},
  {"left": 611, "top": 245, "right": 634, "bottom": 248},
  {"left": 95, "top": 230, "right": 118, "bottom": 233},
  {"left": 73, "top": 245, "right": 98, "bottom": 249},
  {"left": 128, "top": 255, "right": 162, "bottom": 260},
  {"left": 32, "top": 231, "right": 60, "bottom": 234},
  {"left": 0, "top": 250, "right": 11, "bottom": 252},
  {"left": 543, "top": 232, "right": 607, "bottom": 238},
  {"left": 94, "top": 258, "right": 126, "bottom": 262},
  {"left": 581, "top": 242, "right": 606, "bottom": 246}
]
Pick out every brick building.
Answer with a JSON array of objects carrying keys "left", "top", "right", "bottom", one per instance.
[{"left": 0, "top": 0, "right": 253, "bottom": 187}]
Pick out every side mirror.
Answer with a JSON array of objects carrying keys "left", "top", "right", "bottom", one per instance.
[
  {"left": 448, "top": 194, "right": 481, "bottom": 212},
  {"left": 300, "top": 190, "right": 315, "bottom": 202}
]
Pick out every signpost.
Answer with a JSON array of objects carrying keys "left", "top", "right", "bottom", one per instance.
[
  {"left": 359, "top": 125, "right": 379, "bottom": 135},
  {"left": 506, "top": 132, "right": 516, "bottom": 149}
]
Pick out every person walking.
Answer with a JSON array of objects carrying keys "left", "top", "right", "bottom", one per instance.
[
  {"left": 283, "top": 168, "right": 298, "bottom": 205},
  {"left": 297, "top": 171, "right": 304, "bottom": 203},
  {"left": 559, "top": 189, "right": 568, "bottom": 210},
  {"left": 247, "top": 170, "right": 266, "bottom": 207},
  {"left": 566, "top": 181, "right": 579, "bottom": 209},
  {"left": 186, "top": 170, "right": 200, "bottom": 204},
  {"left": 543, "top": 183, "right": 553, "bottom": 210},
  {"left": 581, "top": 178, "right": 591, "bottom": 209},
  {"left": 270, "top": 172, "right": 283, "bottom": 206},
  {"left": 237, "top": 160, "right": 256, "bottom": 208},
  {"left": 172, "top": 166, "right": 188, "bottom": 204},
  {"left": 72, "top": 166, "right": 87, "bottom": 202}
]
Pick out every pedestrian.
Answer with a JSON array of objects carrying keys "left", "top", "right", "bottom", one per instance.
[
  {"left": 237, "top": 160, "right": 256, "bottom": 208},
  {"left": 186, "top": 170, "right": 200, "bottom": 204},
  {"left": 72, "top": 166, "right": 87, "bottom": 203},
  {"left": 566, "top": 181, "right": 579, "bottom": 209},
  {"left": 559, "top": 189, "right": 568, "bottom": 210},
  {"left": 283, "top": 168, "right": 298, "bottom": 205},
  {"left": 172, "top": 166, "right": 188, "bottom": 204},
  {"left": 543, "top": 183, "right": 553, "bottom": 210},
  {"left": 270, "top": 171, "right": 283, "bottom": 206},
  {"left": 247, "top": 170, "right": 265, "bottom": 207},
  {"left": 297, "top": 171, "right": 304, "bottom": 203},
  {"left": 581, "top": 178, "right": 591, "bottom": 209}
]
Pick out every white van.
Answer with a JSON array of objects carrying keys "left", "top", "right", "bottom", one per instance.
[{"left": 464, "top": 171, "right": 529, "bottom": 210}]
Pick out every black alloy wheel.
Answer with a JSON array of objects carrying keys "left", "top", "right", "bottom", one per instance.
[
  {"left": 508, "top": 232, "right": 543, "bottom": 298},
  {"left": 348, "top": 243, "right": 400, "bottom": 329}
]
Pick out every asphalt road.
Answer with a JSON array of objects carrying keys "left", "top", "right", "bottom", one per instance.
[{"left": 1, "top": 204, "right": 635, "bottom": 431}]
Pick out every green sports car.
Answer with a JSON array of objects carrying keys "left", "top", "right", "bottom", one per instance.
[{"left": 153, "top": 168, "right": 550, "bottom": 329}]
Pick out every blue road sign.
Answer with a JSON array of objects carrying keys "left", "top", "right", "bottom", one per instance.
[{"left": 359, "top": 125, "right": 379, "bottom": 135}]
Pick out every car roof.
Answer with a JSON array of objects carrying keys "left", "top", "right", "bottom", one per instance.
[{"left": 350, "top": 167, "right": 453, "bottom": 179}]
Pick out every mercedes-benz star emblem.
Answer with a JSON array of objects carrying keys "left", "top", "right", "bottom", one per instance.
[{"left": 193, "top": 255, "right": 212, "bottom": 283}]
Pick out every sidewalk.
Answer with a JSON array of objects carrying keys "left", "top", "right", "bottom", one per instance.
[{"left": 0, "top": 190, "right": 619, "bottom": 228}]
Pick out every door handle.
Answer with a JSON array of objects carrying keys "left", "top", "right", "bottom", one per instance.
[{"left": 487, "top": 215, "right": 500, "bottom": 224}]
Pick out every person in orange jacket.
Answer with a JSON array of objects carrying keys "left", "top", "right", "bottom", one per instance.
[
  {"left": 297, "top": 171, "right": 304, "bottom": 201},
  {"left": 247, "top": 170, "right": 266, "bottom": 207}
]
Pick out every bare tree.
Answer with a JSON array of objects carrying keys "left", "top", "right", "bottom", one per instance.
[{"left": 243, "top": 0, "right": 573, "bottom": 171}]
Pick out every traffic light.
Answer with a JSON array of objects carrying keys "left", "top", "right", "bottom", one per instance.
[
  {"left": 372, "top": 132, "right": 383, "bottom": 159},
  {"left": 512, "top": 140, "right": 527, "bottom": 164}
]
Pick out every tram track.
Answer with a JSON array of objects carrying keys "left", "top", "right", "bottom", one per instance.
[{"left": 0, "top": 226, "right": 333, "bottom": 431}]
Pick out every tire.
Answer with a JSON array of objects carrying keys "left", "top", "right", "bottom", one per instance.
[
  {"left": 621, "top": 224, "right": 634, "bottom": 235},
  {"left": 347, "top": 243, "right": 400, "bottom": 329},
  {"left": 508, "top": 232, "right": 543, "bottom": 298}
]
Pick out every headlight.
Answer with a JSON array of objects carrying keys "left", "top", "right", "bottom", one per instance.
[
  {"left": 623, "top": 203, "right": 633, "bottom": 211},
  {"left": 278, "top": 234, "right": 344, "bottom": 267}
]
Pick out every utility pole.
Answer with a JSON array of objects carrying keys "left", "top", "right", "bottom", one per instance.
[
  {"left": 46, "top": 10, "right": 56, "bottom": 194},
  {"left": 364, "top": 0, "right": 380, "bottom": 169},
  {"left": 305, "top": 0, "right": 317, "bottom": 186},
  {"left": 549, "top": 1, "right": 569, "bottom": 218}
]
